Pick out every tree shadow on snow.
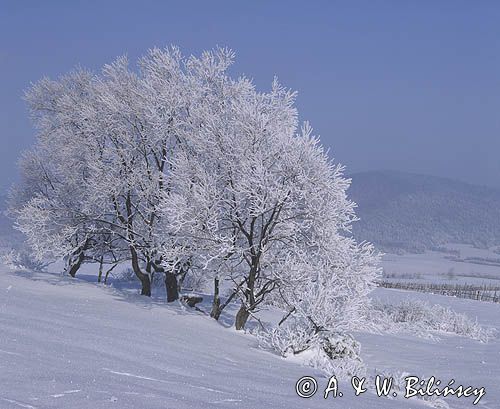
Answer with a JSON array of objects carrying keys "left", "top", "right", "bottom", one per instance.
[{"left": 4, "top": 265, "right": 264, "bottom": 333}]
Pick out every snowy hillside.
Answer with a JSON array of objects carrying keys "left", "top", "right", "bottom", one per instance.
[
  {"left": 1, "top": 263, "right": 498, "bottom": 408},
  {"left": 349, "top": 171, "right": 500, "bottom": 253}
]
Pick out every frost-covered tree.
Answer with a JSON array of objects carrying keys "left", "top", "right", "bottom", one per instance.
[
  {"left": 11, "top": 69, "right": 106, "bottom": 277},
  {"left": 158, "top": 72, "right": 381, "bottom": 330},
  {"left": 79, "top": 47, "right": 237, "bottom": 297},
  {"left": 13, "top": 45, "right": 380, "bottom": 350},
  {"left": 13, "top": 46, "right": 238, "bottom": 299}
]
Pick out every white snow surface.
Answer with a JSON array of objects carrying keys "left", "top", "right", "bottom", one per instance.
[{"left": 1, "top": 264, "right": 499, "bottom": 409}]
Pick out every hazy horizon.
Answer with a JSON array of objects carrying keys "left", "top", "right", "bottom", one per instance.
[
  {"left": 1, "top": 1, "right": 499, "bottom": 194},
  {"left": 2, "top": 169, "right": 500, "bottom": 200}
]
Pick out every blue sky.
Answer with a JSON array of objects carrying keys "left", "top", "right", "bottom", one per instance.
[{"left": 1, "top": 1, "right": 499, "bottom": 193}]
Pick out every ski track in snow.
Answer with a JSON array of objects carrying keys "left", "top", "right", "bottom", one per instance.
[
  {"left": 103, "top": 368, "right": 178, "bottom": 385},
  {"left": 103, "top": 368, "right": 227, "bottom": 394},
  {"left": 1, "top": 398, "right": 38, "bottom": 409},
  {"left": 0, "top": 348, "right": 21, "bottom": 356}
]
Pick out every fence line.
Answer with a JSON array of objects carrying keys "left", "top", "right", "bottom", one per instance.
[{"left": 378, "top": 281, "right": 500, "bottom": 303}]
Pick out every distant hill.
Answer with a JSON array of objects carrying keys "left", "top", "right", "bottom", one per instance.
[
  {"left": 3, "top": 173, "right": 500, "bottom": 255},
  {"left": 348, "top": 171, "right": 500, "bottom": 253}
]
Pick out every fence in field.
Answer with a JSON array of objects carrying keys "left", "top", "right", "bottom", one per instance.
[{"left": 378, "top": 281, "right": 500, "bottom": 303}]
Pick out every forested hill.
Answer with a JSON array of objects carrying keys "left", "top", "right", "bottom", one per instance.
[
  {"left": 4, "top": 172, "right": 500, "bottom": 255},
  {"left": 348, "top": 171, "right": 500, "bottom": 253}
]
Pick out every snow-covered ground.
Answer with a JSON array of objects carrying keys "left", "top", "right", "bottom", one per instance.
[{"left": 1, "top": 262, "right": 499, "bottom": 408}]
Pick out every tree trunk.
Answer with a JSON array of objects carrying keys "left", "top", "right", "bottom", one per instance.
[
  {"left": 67, "top": 250, "right": 85, "bottom": 278},
  {"left": 139, "top": 275, "right": 151, "bottom": 296},
  {"left": 130, "top": 247, "right": 151, "bottom": 296},
  {"left": 103, "top": 263, "right": 118, "bottom": 284},
  {"left": 210, "top": 277, "right": 222, "bottom": 320},
  {"left": 235, "top": 305, "right": 250, "bottom": 330},
  {"left": 151, "top": 262, "right": 179, "bottom": 303},
  {"left": 165, "top": 271, "right": 179, "bottom": 302},
  {"left": 66, "top": 239, "right": 90, "bottom": 278},
  {"left": 97, "top": 256, "right": 104, "bottom": 283}
]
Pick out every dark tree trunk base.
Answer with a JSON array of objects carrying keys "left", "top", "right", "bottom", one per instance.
[
  {"left": 210, "top": 297, "right": 222, "bottom": 320},
  {"left": 130, "top": 247, "right": 151, "bottom": 297},
  {"left": 235, "top": 306, "right": 250, "bottom": 330},
  {"left": 67, "top": 251, "right": 84, "bottom": 278},
  {"left": 140, "top": 277, "right": 152, "bottom": 296},
  {"left": 165, "top": 272, "right": 179, "bottom": 302},
  {"left": 210, "top": 277, "right": 221, "bottom": 320}
]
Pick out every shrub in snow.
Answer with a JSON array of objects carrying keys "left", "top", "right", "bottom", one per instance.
[
  {"left": 297, "top": 343, "right": 366, "bottom": 380},
  {"left": 256, "top": 323, "right": 313, "bottom": 356},
  {"left": 370, "top": 299, "right": 495, "bottom": 343},
  {"left": 1, "top": 248, "right": 48, "bottom": 272},
  {"left": 430, "top": 304, "right": 495, "bottom": 342},
  {"left": 257, "top": 323, "right": 365, "bottom": 379},
  {"left": 113, "top": 267, "right": 139, "bottom": 283}
]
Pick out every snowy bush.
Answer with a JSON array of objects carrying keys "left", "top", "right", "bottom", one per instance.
[
  {"left": 112, "top": 267, "right": 138, "bottom": 283},
  {"left": 431, "top": 304, "right": 495, "bottom": 342},
  {"left": 1, "top": 248, "right": 48, "bottom": 271},
  {"left": 369, "top": 299, "right": 495, "bottom": 342},
  {"left": 256, "top": 323, "right": 313, "bottom": 357},
  {"left": 256, "top": 323, "right": 365, "bottom": 379}
]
